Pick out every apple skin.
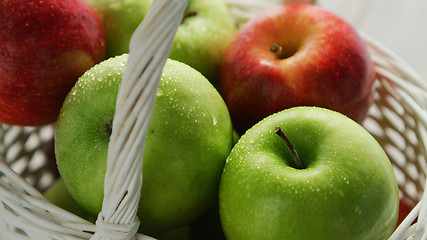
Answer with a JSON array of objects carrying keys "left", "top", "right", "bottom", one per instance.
[
  {"left": 54, "top": 54, "right": 234, "bottom": 234},
  {"left": 152, "top": 225, "right": 190, "bottom": 240},
  {"left": 86, "top": 0, "right": 237, "bottom": 86},
  {"left": 219, "top": 107, "right": 399, "bottom": 240},
  {"left": 169, "top": 0, "right": 237, "bottom": 86},
  {"left": 44, "top": 178, "right": 97, "bottom": 223},
  {"left": 0, "top": 0, "right": 106, "bottom": 126},
  {"left": 85, "top": 0, "right": 152, "bottom": 58},
  {"left": 397, "top": 198, "right": 416, "bottom": 227},
  {"left": 219, "top": 3, "right": 375, "bottom": 134}
]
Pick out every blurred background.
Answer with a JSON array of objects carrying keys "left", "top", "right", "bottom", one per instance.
[{"left": 318, "top": 0, "right": 427, "bottom": 82}]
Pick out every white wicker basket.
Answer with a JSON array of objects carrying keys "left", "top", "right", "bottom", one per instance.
[{"left": 0, "top": 0, "right": 426, "bottom": 239}]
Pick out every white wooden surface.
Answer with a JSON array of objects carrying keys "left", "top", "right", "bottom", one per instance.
[{"left": 318, "top": 0, "right": 427, "bottom": 82}]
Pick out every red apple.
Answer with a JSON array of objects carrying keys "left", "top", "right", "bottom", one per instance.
[
  {"left": 0, "top": 0, "right": 106, "bottom": 126},
  {"left": 219, "top": 3, "right": 375, "bottom": 134},
  {"left": 397, "top": 198, "right": 416, "bottom": 228}
]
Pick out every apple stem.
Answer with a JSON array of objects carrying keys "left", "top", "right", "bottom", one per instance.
[
  {"left": 182, "top": 10, "right": 197, "bottom": 22},
  {"left": 274, "top": 126, "right": 304, "bottom": 169},
  {"left": 270, "top": 43, "right": 285, "bottom": 59}
]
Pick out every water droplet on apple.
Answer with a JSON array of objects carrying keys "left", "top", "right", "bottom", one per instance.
[
  {"left": 211, "top": 115, "right": 217, "bottom": 126},
  {"left": 343, "top": 177, "right": 350, "bottom": 184},
  {"left": 1, "top": 50, "right": 10, "bottom": 59},
  {"left": 355, "top": 207, "right": 362, "bottom": 215},
  {"left": 249, "top": 139, "right": 255, "bottom": 144},
  {"left": 156, "top": 89, "right": 164, "bottom": 96}
]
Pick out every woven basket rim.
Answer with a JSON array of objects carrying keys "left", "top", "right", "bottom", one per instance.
[{"left": 1, "top": 1, "right": 427, "bottom": 240}]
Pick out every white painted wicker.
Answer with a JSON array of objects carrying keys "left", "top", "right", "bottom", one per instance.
[
  {"left": 0, "top": 0, "right": 426, "bottom": 239},
  {"left": 0, "top": 0, "right": 188, "bottom": 239}
]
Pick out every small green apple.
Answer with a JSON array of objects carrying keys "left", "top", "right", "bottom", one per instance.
[
  {"left": 54, "top": 54, "right": 234, "bottom": 234},
  {"left": 219, "top": 106, "right": 399, "bottom": 240},
  {"left": 44, "top": 178, "right": 96, "bottom": 223},
  {"left": 87, "top": 0, "right": 237, "bottom": 85},
  {"left": 169, "top": 0, "right": 237, "bottom": 86},
  {"left": 153, "top": 225, "right": 191, "bottom": 240},
  {"left": 85, "top": 0, "right": 152, "bottom": 58}
]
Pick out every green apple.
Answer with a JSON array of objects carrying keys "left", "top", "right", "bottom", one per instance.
[
  {"left": 54, "top": 54, "right": 234, "bottom": 234},
  {"left": 85, "top": 0, "right": 152, "bottom": 58},
  {"left": 219, "top": 106, "right": 399, "bottom": 240},
  {"left": 153, "top": 225, "right": 191, "bottom": 240},
  {"left": 44, "top": 178, "right": 96, "bottom": 223},
  {"left": 87, "top": 0, "right": 237, "bottom": 86},
  {"left": 169, "top": 0, "right": 237, "bottom": 86}
]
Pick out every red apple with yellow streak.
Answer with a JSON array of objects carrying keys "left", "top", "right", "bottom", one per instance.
[
  {"left": 0, "top": 0, "right": 105, "bottom": 126},
  {"left": 219, "top": 3, "right": 376, "bottom": 134}
]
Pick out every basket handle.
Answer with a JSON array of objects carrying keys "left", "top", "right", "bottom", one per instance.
[{"left": 90, "top": 0, "right": 189, "bottom": 239}]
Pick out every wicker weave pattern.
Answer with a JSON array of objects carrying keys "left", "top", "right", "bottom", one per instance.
[
  {"left": 0, "top": 0, "right": 187, "bottom": 239},
  {"left": 363, "top": 34, "right": 427, "bottom": 205},
  {"left": 0, "top": 124, "right": 56, "bottom": 192},
  {"left": 1, "top": 1, "right": 427, "bottom": 240}
]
